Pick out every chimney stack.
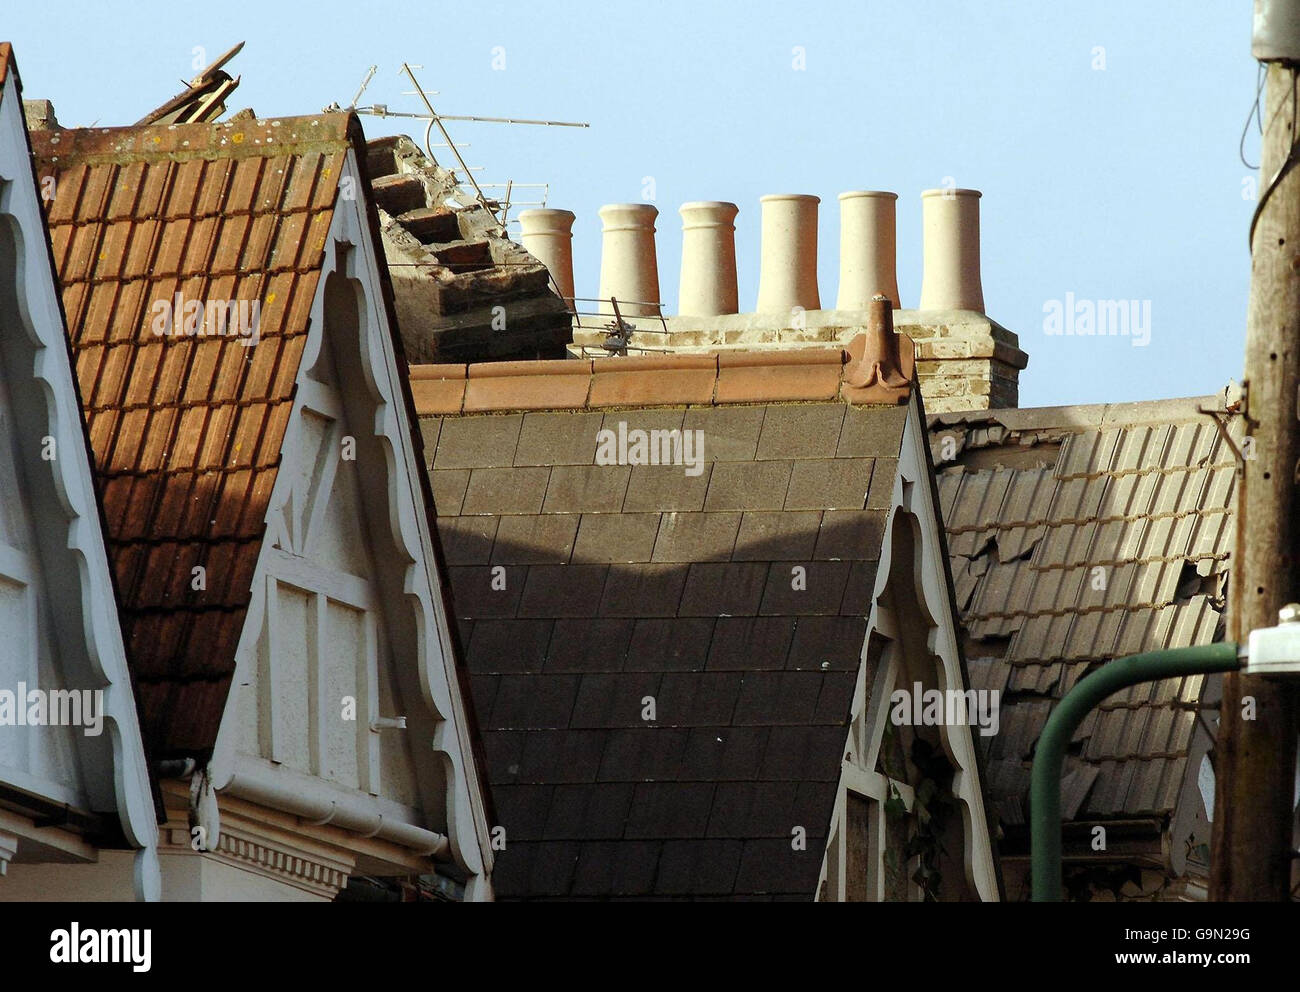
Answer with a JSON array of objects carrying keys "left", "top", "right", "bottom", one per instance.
[
  {"left": 597, "top": 204, "right": 661, "bottom": 317},
  {"left": 756, "top": 194, "right": 820, "bottom": 314},
  {"left": 678, "top": 201, "right": 740, "bottom": 316},
  {"left": 836, "top": 191, "right": 900, "bottom": 310},
  {"left": 918, "top": 188, "right": 984, "bottom": 313},
  {"left": 519, "top": 208, "right": 577, "bottom": 307}
]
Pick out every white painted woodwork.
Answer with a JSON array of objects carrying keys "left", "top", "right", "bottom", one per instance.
[
  {"left": 816, "top": 395, "right": 1000, "bottom": 902},
  {"left": 0, "top": 64, "right": 158, "bottom": 898},
  {"left": 210, "top": 149, "right": 494, "bottom": 898}
]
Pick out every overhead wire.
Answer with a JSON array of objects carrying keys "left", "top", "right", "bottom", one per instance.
[{"left": 1249, "top": 66, "right": 1300, "bottom": 253}]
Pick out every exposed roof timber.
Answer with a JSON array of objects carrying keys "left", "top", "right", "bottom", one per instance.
[{"left": 135, "top": 40, "right": 245, "bottom": 126}]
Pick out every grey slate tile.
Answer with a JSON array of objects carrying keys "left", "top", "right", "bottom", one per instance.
[
  {"left": 492, "top": 514, "right": 579, "bottom": 564},
  {"left": 814, "top": 509, "right": 886, "bottom": 560},
  {"left": 732, "top": 671, "right": 824, "bottom": 726},
  {"left": 597, "top": 727, "right": 690, "bottom": 782},
  {"left": 543, "top": 783, "right": 636, "bottom": 840},
  {"left": 652, "top": 511, "right": 741, "bottom": 562},
  {"left": 754, "top": 404, "right": 845, "bottom": 460},
  {"left": 573, "top": 513, "right": 661, "bottom": 563},
  {"left": 759, "top": 561, "right": 853, "bottom": 616},
  {"left": 518, "top": 564, "right": 609, "bottom": 618},
  {"left": 706, "top": 617, "right": 797, "bottom": 671},
  {"left": 545, "top": 617, "right": 635, "bottom": 673},
  {"left": 491, "top": 784, "right": 553, "bottom": 842},
  {"left": 466, "top": 618, "right": 553, "bottom": 674},
  {"left": 514, "top": 411, "right": 605, "bottom": 466},
  {"left": 732, "top": 510, "right": 822, "bottom": 561},
  {"left": 623, "top": 464, "right": 714, "bottom": 513},
  {"left": 543, "top": 464, "right": 631, "bottom": 513},
  {"left": 599, "top": 563, "right": 688, "bottom": 617},
  {"left": 678, "top": 562, "right": 769, "bottom": 616},
  {"left": 656, "top": 671, "right": 744, "bottom": 726},
  {"left": 683, "top": 406, "right": 765, "bottom": 461},
  {"left": 655, "top": 839, "right": 744, "bottom": 895},
  {"left": 788, "top": 616, "right": 868, "bottom": 671},
  {"left": 437, "top": 515, "right": 498, "bottom": 565},
  {"left": 625, "top": 782, "right": 715, "bottom": 838},
  {"left": 626, "top": 617, "right": 714, "bottom": 671},
  {"left": 430, "top": 468, "right": 470, "bottom": 515},
  {"left": 704, "top": 460, "right": 793, "bottom": 511},
  {"left": 570, "top": 672, "right": 665, "bottom": 729},
  {"left": 462, "top": 466, "right": 550, "bottom": 515},
  {"left": 434, "top": 413, "right": 522, "bottom": 469},
  {"left": 448, "top": 565, "right": 524, "bottom": 618},
  {"left": 838, "top": 405, "right": 906, "bottom": 458},
  {"left": 491, "top": 673, "right": 580, "bottom": 729},
  {"left": 785, "top": 458, "right": 872, "bottom": 510},
  {"left": 679, "top": 727, "right": 770, "bottom": 781},
  {"left": 517, "top": 729, "right": 608, "bottom": 783}
]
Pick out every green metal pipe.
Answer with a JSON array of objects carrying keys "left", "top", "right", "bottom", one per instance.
[{"left": 1030, "top": 641, "right": 1241, "bottom": 901}]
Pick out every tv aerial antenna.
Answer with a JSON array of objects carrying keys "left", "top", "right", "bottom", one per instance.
[{"left": 340, "top": 62, "right": 588, "bottom": 227}]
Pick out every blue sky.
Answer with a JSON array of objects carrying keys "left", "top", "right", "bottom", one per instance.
[{"left": 9, "top": 2, "right": 1259, "bottom": 407}]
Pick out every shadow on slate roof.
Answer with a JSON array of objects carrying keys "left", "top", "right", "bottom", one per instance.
[{"left": 417, "top": 342, "right": 913, "bottom": 899}]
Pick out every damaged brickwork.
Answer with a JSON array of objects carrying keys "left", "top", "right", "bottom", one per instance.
[{"left": 365, "top": 133, "right": 573, "bottom": 363}]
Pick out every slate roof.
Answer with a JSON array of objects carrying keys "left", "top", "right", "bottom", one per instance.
[
  {"left": 29, "top": 113, "right": 376, "bottom": 757},
  {"left": 928, "top": 397, "right": 1238, "bottom": 828},
  {"left": 414, "top": 340, "right": 914, "bottom": 899}
]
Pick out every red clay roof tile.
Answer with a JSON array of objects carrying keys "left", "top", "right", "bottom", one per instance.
[{"left": 31, "top": 113, "right": 361, "bottom": 756}]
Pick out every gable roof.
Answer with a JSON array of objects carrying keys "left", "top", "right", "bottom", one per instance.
[
  {"left": 929, "top": 397, "right": 1236, "bottom": 831},
  {"left": 30, "top": 113, "right": 385, "bottom": 757},
  {"left": 413, "top": 340, "right": 918, "bottom": 899},
  {"left": 0, "top": 40, "right": 158, "bottom": 890}
]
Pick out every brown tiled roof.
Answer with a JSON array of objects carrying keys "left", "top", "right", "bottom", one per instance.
[
  {"left": 929, "top": 398, "right": 1237, "bottom": 828},
  {"left": 0, "top": 42, "right": 12, "bottom": 88},
  {"left": 30, "top": 114, "right": 361, "bottom": 756},
  {"left": 419, "top": 344, "right": 913, "bottom": 898}
]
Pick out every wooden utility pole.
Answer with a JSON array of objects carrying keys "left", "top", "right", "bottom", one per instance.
[{"left": 1210, "top": 60, "right": 1300, "bottom": 901}]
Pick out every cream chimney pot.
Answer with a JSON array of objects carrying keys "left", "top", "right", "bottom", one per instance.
[
  {"left": 597, "top": 203, "right": 660, "bottom": 317},
  {"left": 678, "top": 201, "right": 740, "bottom": 316},
  {"left": 919, "top": 188, "right": 984, "bottom": 313},
  {"left": 837, "top": 191, "right": 900, "bottom": 310},
  {"left": 519, "top": 208, "right": 577, "bottom": 307},
  {"left": 756, "top": 193, "right": 820, "bottom": 314}
]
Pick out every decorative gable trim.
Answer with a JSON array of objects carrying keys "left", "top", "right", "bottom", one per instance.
[
  {"left": 0, "top": 57, "right": 158, "bottom": 897},
  {"left": 818, "top": 393, "right": 1000, "bottom": 901},
  {"left": 209, "top": 147, "right": 493, "bottom": 898}
]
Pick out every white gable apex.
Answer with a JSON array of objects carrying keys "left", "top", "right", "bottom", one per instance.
[
  {"left": 0, "top": 63, "right": 158, "bottom": 897},
  {"left": 210, "top": 148, "right": 494, "bottom": 898}
]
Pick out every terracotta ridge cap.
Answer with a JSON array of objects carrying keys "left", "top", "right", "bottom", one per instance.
[{"left": 414, "top": 336, "right": 914, "bottom": 417}]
